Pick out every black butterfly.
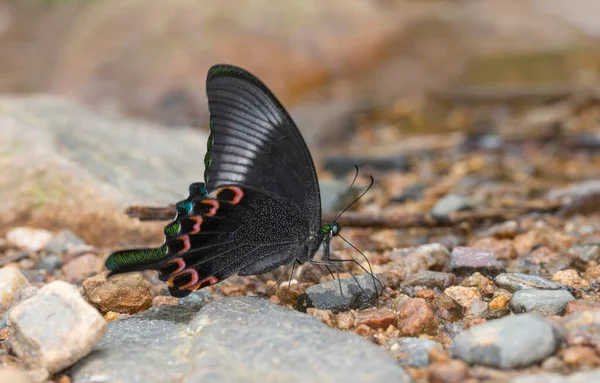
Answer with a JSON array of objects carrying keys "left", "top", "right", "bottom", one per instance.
[{"left": 106, "top": 64, "right": 372, "bottom": 298}]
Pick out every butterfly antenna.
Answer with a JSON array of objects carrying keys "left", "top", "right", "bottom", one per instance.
[
  {"left": 278, "top": 261, "right": 298, "bottom": 305},
  {"left": 332, "top": 165, "right": 360, "bottom": 222},
  {"left": 338, "top": 234, "right": 383, "bottom": 306},
  {"left": 334, "top": 175, "right": 375, "bottom": 223}
]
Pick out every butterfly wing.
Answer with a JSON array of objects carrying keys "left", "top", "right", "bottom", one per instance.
[{"left": 106, "top": 65, "right": 323, "bottom": 297}]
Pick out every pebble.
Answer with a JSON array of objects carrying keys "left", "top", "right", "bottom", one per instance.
[
  {"left": 71, "top": 297, "right": 411, "bottom": 382},
  {"left": 384, "top": 337, "right": 443, "bottom": 367},
  {"left": 495, "top": 273, "right": 563, "bottom": 292},
  {"left": 477, "top": 220, "right": 519, "bottom": 239},
  {"left": 465, "top": 299, "right": 489, "bottom": 319},
  {"left": 61, "top": 254, "right": 103, "bottom": 284},
  {"left": 430, "top": 293, "right": 463, "bottom": 322},
  {"left": 431, "top": 194, "right": 471, "bottom": 217},
  {"left": 470, "top": 237, "right": 518, "bottom": 260},
  {"left": 6, "top": 227, "right": 53, "bottom": 252},
  {"left": 561, "top": 311, "right": 600, "bottom": 349},
  {"left": 451, "top": 313, "right": 560, "bottom": 369},
  {"left": 461, "top": 272, "right": 495, "bottom": 296},
  {"left": 397, "top": 298, "right": 438, "bottom": 336},
  {"left": 510, "top": 288, "right": 575, "bottom": 316},
  {"left": 449, "top": 247, "right": 504, "bottom": 277},
  {"left": 8, "top": 281, "right": 107, "bottom": 374},
  {"left": 354, "top": 308, "right": 397, "bottom": 330},
  {"left": 429, "top": 360, "right": 470, "bottom": 383},
  {"left": 402, "top": 271, "right": 457, "bottom": 290},
  {"left": 560, "top": 346, "right": 600, "bottom": 368},
  {"left": 44, "top": 229, "right": 88, "bottom": 254},
  {"left": 444, "top": 286, "right": 481, "bottom": 310},
  {"left": 35, "top": 254, "right": 63, "bottom": 272},
  {"left": 296, "top": 274, "right": 382, "bottom": 313},
  {"left": 511, "top": 369, "right": 600, "bottom": 383},
  {"left": 152, "top": 295, "right": 179, "bottom": 307},
  {"left": 82, "top": 272, "right": 153, "bottom": 314},
  {"left": 566, "top": 300, "right": 600, "bottom": 314},
  {"left": 388, "top": 243, "right": 451, "bottom": 278},
  {"left": 569, "top": 245, "right": 600, "bottom": 263},
  {"left": 489, "top": 295, "right": 510, "bottom": 310},
  {"left": 0, "top": 266, "right": 30, "bottom": 315},
  {"left": 552, "top": 269, "right": 589, "bottom": 289},
  {"left": 583, "top": 264, "right": 600, "bottom": 283},
  {"left": 0, "top": 366, "right": 33, "bottom": 383}
]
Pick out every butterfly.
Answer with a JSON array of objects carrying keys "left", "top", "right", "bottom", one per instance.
[{"left": 105, "top": 64, "right": 372, "bottom": 298}]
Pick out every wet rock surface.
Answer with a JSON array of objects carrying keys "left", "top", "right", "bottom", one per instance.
[
  {"left": 297, "top": 274, "right": 382, "bottom": 313},
  {"left": 71, "top": 297, "right": 412, "bottom": 383}
]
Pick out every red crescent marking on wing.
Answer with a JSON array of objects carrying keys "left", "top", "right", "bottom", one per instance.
[
  {"left": 190, "top": 276, "right": 219, "bottom": 291},
  {"left": 165, "top": 258, "right": 186, "bottom": 274},
  {"left": 226, "top": 186, "right": 244, "bottom": 204},
  {"left": 179, "top": 269, "right": 199, "bottom": 290},
  {"left": 202, "top": 200, "right": 219, "bottom": 216},
  {"left": 177, "top": 235, "right": 191, "bottom": 254},
  {"left": 190, "top": 216, "right": 203, "bottom": 234}
]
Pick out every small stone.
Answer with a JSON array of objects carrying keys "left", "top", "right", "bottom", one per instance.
[
  {"left": 560, "top": 346, "right": 600, "bottom": 368},
  {"left": 495, "top": 273, "right": 563, "bottom": 292},
  {"left": 35, "top": 255, "right": 62, "bottom": 272},
  {"left": 470, "top": 238, "right": 517, "bottom": 260},
  {"left": 8, "top": 281, "right": 107, "bottom": 374},
  {"left": 336, "top": 312, "right": 355, "bottom": 330},
  {"left": 444, "top": 286, "right": 481, "bottom": 310},
  {"left": 460, "top": 272, "right": 494, "bottom": 296},
  {"left": 354, "top": 308, "right": 397, "bottom": 330},
  {"left": 569, "top": 245, "right": 600, "bottom": 263},
  {"left": 61, "top": 254, "right": 102, "bottom": 284},
  {"left": 6, "top": 227, "right": 53, "bottom": 252},
  {"left": 397, "top": 298, "right": 437, "bottom": 336},
  {"left": 489, "top": 295, "right": 509, "bottom": 310},
  {"left": 104, "top": 311, "right": 120, "bottom": 322},
  {"left": 0, "top": 366, "right": 33, "bottom": 383},
  {"left": 44, "top": 229, "right": 88, "bottom": 254},
  {"left": 465, "top": 299, "right": 489, "bottom": 319},
  {"left": 152, "top": 295, "right": 179, "bottom": 307},
  {"left": 428, "top": 360, "right": 470, "bottom": 383},
  {"left": 0, "top": 266, "right": 30, "bottom": 315},
  {"left": 431, "top": 194, "right": 470, "bottom": 218},
  {"left": 402, "top": 271, "right": 457, "bottom": 290},
  {"left": 307, "top": 308, "right": 336, "bottom": 328},
  {"left": 430, "top": 293, "right": 463, "bottom": 322},
  {"left": 82, "top": 271, "right": 153, "bottom": 314},
  {"left": 296, "top": 274, "right": 382, "bottom": 313},
  {"left": 450, "top": 247, "right": 504, "bottom": 277},
  {"left": 384, "top": 337, "right": 443, "bottom": 367},
  {"left": 566, "top": 300, "right": 600, "bottom": 314},
  {"left": 451, "top": 313, "right": 560, "bottom": 369},
  {"left": 354, "top": 323, "right": 375, "bottom": 337},
  {"left": 552, "top": 269, "right": 589, "bottom": 289},
  {"left": 584, "top": 264, "right": 600, "bottom": 283},
  {"left": 388, "top": 244, "right": 451, "bottom": 278},
  {"left": 416, "top": 289, "right": 435, "bottom": 300},
  {"left": 478, "top": 220, "right": 519, "bottom": 239},
  {"left": 561, "top": 311, "right": 600, "bottom": 349},
  {"left": 510, "top": 289, "right": 575, "bottom": 316},
  {"left": 486, "top": 307, "right": 511, "bottom": 320}
]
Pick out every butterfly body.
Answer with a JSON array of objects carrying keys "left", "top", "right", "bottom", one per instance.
[{"left": 106, "top": 64, "right": 341, "bottom": 297}]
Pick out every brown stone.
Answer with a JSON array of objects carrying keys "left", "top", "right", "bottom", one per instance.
[
  {"left": 552, "top": 269, "right": 589, "bottom": 289},
  {"left": 104, "top": 311, "right": 120, "bottom": 322},
  {"left": 428, "top": 360, "right": 469, "bottom": 383},
  {"left": 82, "top": 271, "right": 152, "bottom": 314},
  {"left": 354, "top": 324, "right": 375, "bottom": 337},
  {"left": 306, "top": 308, "right": 336, "bottom": 328},
  {"left": 460, "top": 272, "right": 494, "bottom": 296},
  {"left": 354, "top": 308, "right": 397, "bottom": 330},
  {"left": 416, "top": 289, "right": 436, "bottom": 300},
  {"left": 443, "top": 286, "right": 481, "bottom": 310},
  {"left": 470, "top": 237, "right": 517, "bottom": 260},
  {"left": 430, "top": 293, "right": 463, "bottom": 322},
  {"left": 560, "top": 346, "right": 600, "bottom": 368},
  {"left": 61, "top": 254, "right": 103, "bottom": 284},
  {"left": 336, "top": 312, "right": 355, "bottom": 330},
  {"left": 397, "top": 298, "right": 438, "bottom": 336},
  {"left": 584, "top": 264, "right": 600, "bottom": 283},
  {"left": 489, "top": 295, "right": 509, "bottom": 310},
  {"left": 449, "top": 247, "right": 504, "bottom": 277},
  {"left": 152, "top": 295, "right": 179, "bottom": 307},
  {"left": 566, "top": 300, "right": 600, "bottom": 315}
]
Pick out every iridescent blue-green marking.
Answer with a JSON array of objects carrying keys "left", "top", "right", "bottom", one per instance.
[
  {"left": 203, "top": 128, "right": 214, "bottom": 185},
  {"left": 164, "top": 222, "right": 181, "bottom": 237},
  {"left": 105, "top": 244, "right": 168, "bottom": 271},
  {"left": 176, "top": 200, "right": 193, "bottom": 214}
]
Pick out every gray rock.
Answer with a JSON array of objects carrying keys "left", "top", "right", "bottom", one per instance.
[
  {"left": 385, "top": 337, "right": 443, "bottom": 367},
  {"left": 431, "top": 194, "right": 470, "bottom": 217},
  {"left": 512, "top": 369, "right": 600, "bottom": 383},
  {"left": 402, "top": 271, "right": 457, "bottom": 290},
  {"left": 495, "top": 273, "right": 563, "bottom": 292},
  {"left": 569, "top": 245, "right": 600, "bottom": 263},
  {"left": 510, "top": 289, "right": 575, "bottom": 316},
  {"left": 45, "top": 229, "right": 88, "bottom": 254},
  {"left": 296, "top": 274, "right": 382, "bottom": 313},
  {"left": 35, "top": 255, "right": 62, "bottom": 272},
  {"left": 8, "top": 281, "right": 107, "bottom": 374},
  {"left": 451, "top": 313, "right": 560, "bottom": 369},
  {"left": 72, "top": 297, "right": 411, "bottom": 383},
  {"left": 450, "top": 247, "right": 504, "bottom": 277}
]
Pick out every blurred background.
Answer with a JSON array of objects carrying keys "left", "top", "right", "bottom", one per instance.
[{"left": 2, "top": 0, "right": 600, "bottom": 245}]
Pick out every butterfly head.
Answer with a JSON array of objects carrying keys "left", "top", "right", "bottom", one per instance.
[{"left": 321, "top": 223, "right": 341, "bottom": 237}]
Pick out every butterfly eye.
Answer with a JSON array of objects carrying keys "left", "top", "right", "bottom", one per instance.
[{"left": 331, "top": 223, "right": 341, "bottom": 236}]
